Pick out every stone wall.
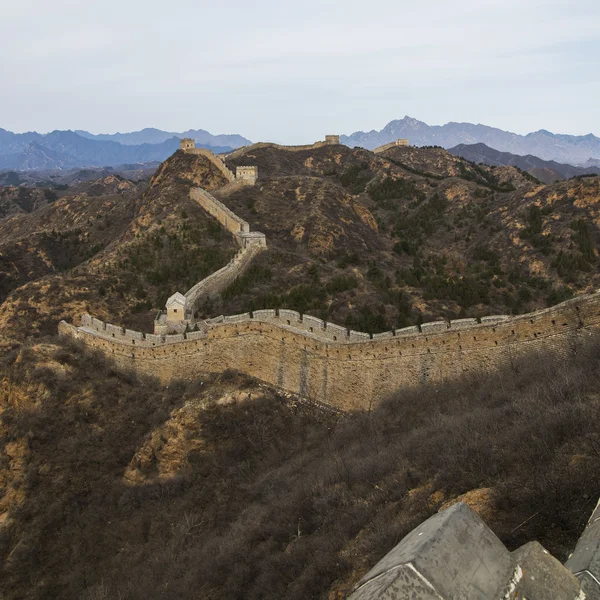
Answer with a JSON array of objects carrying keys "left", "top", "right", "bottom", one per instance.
[
  {"left": 224, "top": 140, "right": 340, "bottom": 161},
  {"left": 373, "top": 139, "right": 410, "bottom": 154},
  {"left": 182, "top": 146, "right": 236, "bottom": 182},
  {"left": 190, "top": 187, "right": 250, "bottom": 236},
  {"left": 348, "top": 501, "right": 589, "bottom": 599},
  {"left": 235, "top": 166, "right": 258, "bottom": 185},
  {"left": 184, "top": 244, "right": 263, "bottom": 311},
  {"left": 61, "top": 293, "right": 600, "bottom": 412}
]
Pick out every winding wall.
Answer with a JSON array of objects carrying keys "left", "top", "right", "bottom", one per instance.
[
  {"left": 60, "top": 293, "right": 600, "bottom": 411},
  {"left": 184, "top": 148, "right": 235, "bottom": 182},
  {"left": 190, "top": 187, "right": 249, "bottom": 236},
  {"left": 184, "top": 245, "right": 263, "bottom": 309},
  {"left": 224, "top": 140, "right": 338, "bottom": 161}
]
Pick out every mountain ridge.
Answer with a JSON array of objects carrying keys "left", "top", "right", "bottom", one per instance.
[
  {"left": 0, "top": 128, "right": 250, "bottom": 171},
  {"left": 448, "top": 142, "right": 600, "bottom": 184},
  {"left": 342, "top": 116, "right": 600, "bottom": 165}
]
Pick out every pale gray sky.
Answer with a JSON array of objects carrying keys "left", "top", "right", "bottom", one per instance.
[{"left": 1, "top": 0, "right": 599, "bottom": 143}]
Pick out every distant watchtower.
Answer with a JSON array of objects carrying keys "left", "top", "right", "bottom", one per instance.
[
  {"left": 325, "top": 135, "right": 340, "bottom": 145},
  {"left": 236, "top": 166, "right": 258, "bottom": 185},
  {"left": 180, "top": 138, "right": 195, "bottom": 151}
]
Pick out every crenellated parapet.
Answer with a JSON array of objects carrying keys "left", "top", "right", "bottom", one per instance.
[
  {"left": 190, "top": 187, "right": 251, "bottom": 237},
  {"left": 153, "top": 186, "right": 267, "bottom": 334},
  {"left": 179, "top": 139, "right": 236, "bottom": 182},
  {"left": 61, "top": 292, "right": 600, "bottom": 411},
  {"left": 373, "top": 138, "right": 410, "bottom": 154},
  {"left": 348, "top": 500, "right": 589, "bottom": 599},
  {"left": 223, "top": 136, "right": 343, "bottom": 161}
]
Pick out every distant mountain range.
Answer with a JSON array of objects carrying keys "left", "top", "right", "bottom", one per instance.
[
  {"left": 74, "top": 127, "right": 250, "bottom": 149},
  {"left": 342, "top": 116, "right": 600, "bottom": 165},
  {"left": 0, "top": 128, "right": 252, "bottom": 171},
  {"left": 448, "top": 143, "right": 600, "bottom": 184}
]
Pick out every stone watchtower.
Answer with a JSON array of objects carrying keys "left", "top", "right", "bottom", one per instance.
[
  {"left": 166, "top": 292, "right": 187, "bottom": 322},
  {"left": 235, "top": 166, "right": 258, "bottom": 185},
  {"left": 325, "top": 135, "right": 340, "bottom": 145},
  {"left": 180, "top": 138, "right": 195, "bottom": 151}
]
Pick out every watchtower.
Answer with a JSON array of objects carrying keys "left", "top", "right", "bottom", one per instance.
[
  {"left": 166, "top": 292, "right": 187, "bottom": 322},
  {"left": 396, "top": 139, "right": 409, "bottom": 147},
  {"left": 325, "top": 135, "right": 340, "bottom": 145},
  {"left": 236, "top": 166, "right": 258, "bottom": 185},
  {"left": 180, "top": 138, "right": 195, "bottom": 151}
]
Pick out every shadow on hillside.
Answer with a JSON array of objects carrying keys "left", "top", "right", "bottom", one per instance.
[{"left": 2, "top": 335, "right": 600, "bottom": 599}]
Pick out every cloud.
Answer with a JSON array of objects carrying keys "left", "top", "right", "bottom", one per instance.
[{"left": 0, "top": 0, "right": 598, "bottom": 139}]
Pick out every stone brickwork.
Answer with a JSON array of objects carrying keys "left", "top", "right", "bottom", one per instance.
[
  {"left": 179, "top": 138, "right": 195, "bottom": 151},
  {"left": 184, "top": 244, "right": 263, "bottom": 312},
  {"left": 190, "top": 187, "right": 250, "bottom": 236},
  {"left": 154, "top": 186, "right": 266, "bottom": 333},
  {"left": 348, "top": 501, "right": 589, "bottom": 599},
  {"left": 325, "top": 135, "right": 340, "bottom": 145},
  {"left": 373, "top": 139, "right": 410, "bottom": 154},
  {"left": 61, "top": 292, "right": 600, "bottom": 412}
]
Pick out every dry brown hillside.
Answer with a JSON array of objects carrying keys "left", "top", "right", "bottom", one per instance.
[
  {"left": 1, "top": 331, "right": 600, "bottom": 599},
  {"left": 1, "top": 144, "right": 599, "bottom": 339},
  {"left": 1, "top": 144, "right": 600, "bottom": 600},
  {"left": 0, "top": 152, "right": 239, "bottom": 338}
]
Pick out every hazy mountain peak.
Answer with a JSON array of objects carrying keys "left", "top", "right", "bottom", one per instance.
[
  {"left": 342, "top": 117, "right": 600, "bottom": 164},
  {"left": 0, "top": 127, "right": 250, "bottom": 171}
]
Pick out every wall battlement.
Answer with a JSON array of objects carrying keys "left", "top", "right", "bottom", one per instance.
[
  {"left": 349, "top": 499, "right": 596, "bottom": 599},
  {"left": 224, "top": 137, "right": 342, "bottom": 161},
  {"left": 373, "top": 139, "right": 410, "bottom": 154},
  {"left": 61, "top": 292, "right": 600, "bottom": 411},
  {"left": 235, "top": 166, "right": 258, "bottom": 185},
  {"left": 183, "top": 244, "right": 263, "bottom": 311},
  {"left": 190, "top": 187, "right": 250, "bottom": 236}
]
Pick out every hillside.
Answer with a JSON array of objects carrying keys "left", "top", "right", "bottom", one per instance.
[
  {"left": 1, "top": 144, "right": 599, "bottom": 342},
  {"left": 342, "top": 116, "right": 600, "bottom": 164},
  {"left": 1, "top": 142, "right": 600, "bottom": 599},
  {"left": 449, "top": 142, "right": 600, "bottom": 183},
  {"left": 1, "top": 329, "right": 600, "bottom": 599},
  {"left": 216, "top": 144, "right": 600, "bottom": 331}
]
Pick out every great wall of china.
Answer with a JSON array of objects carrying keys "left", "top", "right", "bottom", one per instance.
[
  {"left": 58, "top": 138, "right": 600, "bottom": 597},
  {"left": 60, "top": 293, "right": 600, "bottom": 411},
  {"left": 59, "top": 135, "right": 600, "bottom": 411}
]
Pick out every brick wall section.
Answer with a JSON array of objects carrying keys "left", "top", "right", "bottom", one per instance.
[
  {"left": 190, "top": 188, "right": 250, "bottom": 235},
  {"left": 184, "top": 148, "right": 235, "bottom": 181},
  {"left": 224, "top": 140, "right": 334, "bottom": 161},
  {"left": 373, "top": 139, "right": 410, "bottom": 154},
  {"left": 184, "top": 245, "right": 263, "bottom": 310},
  {"left": 60, "top": 293, "right": 600, "bottom": 412}
]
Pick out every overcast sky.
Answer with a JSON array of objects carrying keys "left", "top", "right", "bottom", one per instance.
[{"left": 1, "top": 0, "right": 599, "bottom": 143}]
